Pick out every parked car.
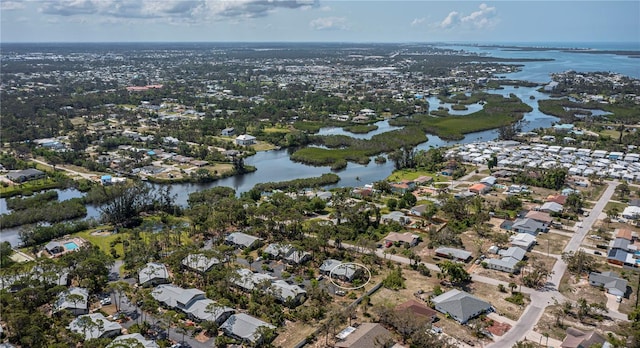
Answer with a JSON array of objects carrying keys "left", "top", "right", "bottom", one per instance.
[
  {"left": 593, "top": 251, "right": 602, "bottom": 255},
  {"left": 335, "top": 290, "right": 346, "bottom": 296},
  {"left": 100, "top": 297, "right": 112, "bottom": 305}
]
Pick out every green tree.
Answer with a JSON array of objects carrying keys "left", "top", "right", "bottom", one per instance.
[
  {"left": 382, "top": 266, "right": 405, "bottom": 290},
  {"left": 437, "top": 260, "right": 471, "bottom": 285}
]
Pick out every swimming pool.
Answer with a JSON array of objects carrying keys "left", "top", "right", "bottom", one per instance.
[{"left": 64, "top": 242, "right": 79, "bottom": 250}]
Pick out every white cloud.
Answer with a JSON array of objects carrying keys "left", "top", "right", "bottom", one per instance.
[
  {"left": 309, "top": 16, "right": 348, "bottom": 31},
  {"left": 438, "top": 3, "right": 497, "bottom": 30},
  {"left": 38, "top": 0, "right": 319, "bottom": 21},
  {"left": 1, "top": 1, "right": 25, "bottom": 11},
  {"left": 439, "top": 11, "right": 459, "bottom": 29},
  {"left": 410, "top": 17, "right": 425, "bottom": 27}
]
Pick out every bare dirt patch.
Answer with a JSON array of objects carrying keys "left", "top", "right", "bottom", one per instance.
[{"left": 534, "top": 232, "right": 571, "bottom": 255}]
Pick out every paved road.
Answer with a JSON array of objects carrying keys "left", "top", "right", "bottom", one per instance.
[
  {"left": 30, "top": 158, "right": 99, "bottom": 180},
  {"left": 488, "top": 181, "right": 620, "bottom": 348}
]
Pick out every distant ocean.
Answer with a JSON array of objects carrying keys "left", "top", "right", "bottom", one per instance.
[
  {"left": 438, "top": 42, "right": 640, "bottom": 82},
  {"left": 450, "top": 41, "right": 640, "bottom": 51}
]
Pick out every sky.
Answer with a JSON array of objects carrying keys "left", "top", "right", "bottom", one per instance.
[{"left": 1, "top": 0, "right": 639, "bottom": 43}]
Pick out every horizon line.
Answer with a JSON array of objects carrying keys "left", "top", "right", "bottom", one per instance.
[{"left": 1, "top": 40, "right": 638, "bottom": 45}]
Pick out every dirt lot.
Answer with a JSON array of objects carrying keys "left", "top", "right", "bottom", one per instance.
[
  {"left": 558, "top": 273, "right": 607, "bottom": 305},
  {"left": 533, "top": 231, "right": 571, "bottom": 255},
  {"left": 467, "top": 281, "right": 528, "bottom": 321},
  {"left": 535, "top": 303, "right": 621, "bottom": 341},
  {"left": 273, "top": 321, "right": 316, "bottom": 348}
]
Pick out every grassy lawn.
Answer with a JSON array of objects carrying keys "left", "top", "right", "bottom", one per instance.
[
  {"left": 262, "top": 126, "right": 291, "bottom": 134},
  {"left": 204, "top": 163, "right": 234, "bottom": 174},
  {"left": 75, "top": 227, "right": 125, "bottom": 259},
  {"left": 251, "top": 141, "right": 277, "bottom": 151},
  {"left": 386, "top": 169, "right": 448, "bottom": 183},
  {"left": 604, "top": 201, "right": 627, "bottom": 214},
  {"left": 0, "top": 178, "right": 64, "bottom": 198}
]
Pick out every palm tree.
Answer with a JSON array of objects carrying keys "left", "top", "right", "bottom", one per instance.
[{"left": 508, "top": 282, "right": 517, "bottom": 294}]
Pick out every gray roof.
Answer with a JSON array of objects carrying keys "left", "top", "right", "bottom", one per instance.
[
  {"left": 108, "top": 333, "right": 159, "bottom": 348},
  {"left": 320, "top": 259, "right": 357, "bottom": 280},
  {"left": 183, "top": 298, "right": 234, "bottom": 323},
  {"left": 434, "top": 247, "right": 472, "bottom": 261},
  {"left": 54, "top": 287, "right": 88, "bottom": 313},
  {"left": 220, "top": 313, "right": 275, "bottom": 343},
  {"left": 270, "top": 280, "right": 306, "bottom": 303},
  {"left": 589, "top": 271, "right": 628, "bottom": 296},
  {"left": 611, "top": 238, "right": 630, "bottom": 251},
  {"left": 284, "top": 249, "right": 311, "bottom": 264},
  {"left": 233, "top": 268, "right": 275, "bottom": 291},
  {"left": 182, "top": 254, "right": 220, "bottom": 273},
  {"left": 263, "top": 243, "right": 293, "bottom": 258},
  {"left": 69, "top": 313, "right": 122, "bottom": 339},
  {"left": 540, "top": 202, "right": 563, "bottom": 213},
  {"left": 151, "top": 284, "right": 205, "bottom": 309},
  {"left": 486, "top": 257, "right": 520, "bottom": 272},
  {"left": 431, "top": 289, "right": 491, "bottom": 324},
  {"left": 225, "top": 232, "right": 261, "bottom": 248},
  {"left": 498, "top": 247, "right": 526, "bottom": 261},
  {"left": 512, "top": 218, "right": 545, "bottom": 233},
  {"left": 139, "top": 262, "right": 169, "bottom": 285}
]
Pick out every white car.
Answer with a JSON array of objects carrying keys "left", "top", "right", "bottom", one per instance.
[{"left": 100, "top": 297, "right": 112, "bottom": 305}]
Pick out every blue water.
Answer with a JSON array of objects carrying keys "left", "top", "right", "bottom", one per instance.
[
  {"left": 438, "top": 42, "right": 640, "bottom": 82},
  {"left": 64, "top": 242, "right": 79, "bottom": 250},
  {"left": 2, "top": 42, "right": 638, "bottom": 247}
]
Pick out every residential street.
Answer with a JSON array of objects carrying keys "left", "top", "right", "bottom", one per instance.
[{"left": 488, "top": 181, "right": 621, "bottom": 347}]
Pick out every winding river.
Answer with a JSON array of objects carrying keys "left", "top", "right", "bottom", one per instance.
[{"left": 2, "top": 43, "right": 638, "bottom": 246}]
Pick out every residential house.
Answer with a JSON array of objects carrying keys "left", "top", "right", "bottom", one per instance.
[
  {"left": 390, "top": 183, "right": 411, "bottom": 194},
  {"left": 588, "top": 271, "right": 628, "bottom": 297},
  {"left": 510, "top": 233, "right": 537, "bottom": 250},
  {"left": 182, "top": 298, "right": 234, "bottom": 325},
  {"left": 607, "top": 237, "right": 635, "bottom": 267},
  {"left": 182, "top": 254, "right": 220, "bottom": 273},
  {"left": 486, "top": 247, "right": 526, "bottom": 274},
  {"left": 138, "top": 262, "right": 170, "bottom": 287},
  {"left": 225, "top": 232, "right": 262, "bottom": 249},
  {"left": 560, "top": 327, "right": 606, "bottom": 348},
  {"left": 512, "top": 218, "right": 547, "bottom": 235},
  {"left": 107, "top": 333, "right": 159, "bottom": 348},
  {"left": 334, "top": 323, "right": 394, "bottom": 348},
  {"left": 431, "top": 289, "right": 492, "bottom": 324},
  {"left": 381, "top": 211, "right": 410, "bottom": 225},
  {"left": 615, "top": 228, "right": 633, "bottom": 241},
  {"left": 270, "top": 280, "right": 307, "bottom": 306},
  {"left": 54, "top": 287, "right": 89, "bottom": 316},
  {"left": 283, "top": 249, "right": 311, "bottom": 265},
  {"left": 319, "top": 259, "right": 359, "bottom": 281},
  {"left": 394, "top": 299, "right": 437, "bottom": 323},
  {"left": 525, "top": 211, "right": 553, "bottom": 226},
  {"left": 622, "top": 206, "right": 640, "bottom": 220},
  {"left": 45, "top": 241, "right": 65, "bottom": 255},
  {"left": 152, "top": 284, "right": 205, "bottom": 311},
  {"left": 409, "top": 204, "right": 429, "bottom": 217},
  {"left": 221, "top": 127, "right": 235, "bottom": 136},
  {"left": 434, "top": 247, "right": 472, "bottom": 262},
  {"left": 220, "top": 313, "right": 276, "bottom": 345},
  {"left": 69, "top": 313, "right": 122, "bottom": 340},
  {"left": 469, "top": 183, "right": 491, "bottom": 195},
  {"left": 233, "top": 268, "right": 276, "bottom": 292},
  {"left": 480, "top": 176, "right": 497, "bottom": 186},
  {"left": 6, "top": 168, "right": 45, "bottom": 183},
  {"left": 263, "top": 243, "right": 293, "bottom": 259},
  {"left": 384, "top": 232, "right": 420, "bottom": 247},
  {"left": 235, "top": 134, "right": 256, "bottom": 146},
  {"left": 539, "top": 202, "right": 564, "bottom": 214},
  {"left": 546, "top": 194, "right": 568, "bottom": 205}
]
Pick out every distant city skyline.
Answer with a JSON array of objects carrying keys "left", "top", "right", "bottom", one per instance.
[{"left": 1, "top": 1, "right": 638, "bottom": 44}]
